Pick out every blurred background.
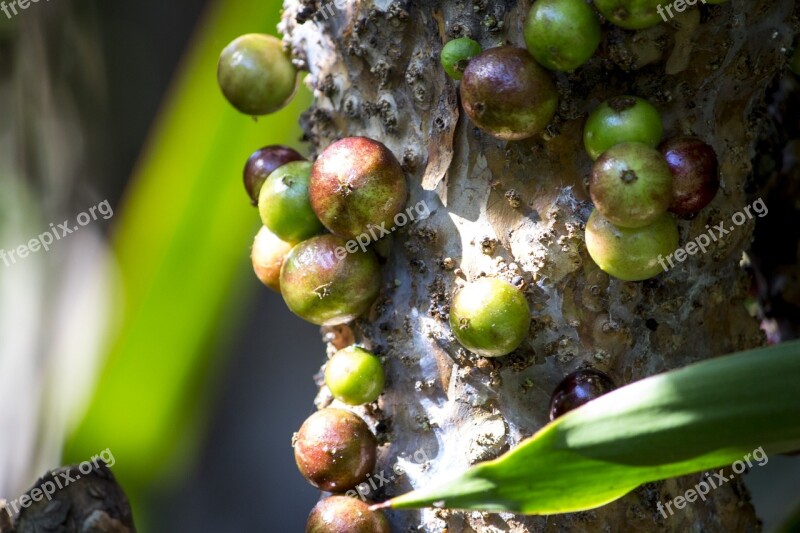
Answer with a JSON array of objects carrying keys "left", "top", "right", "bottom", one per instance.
[{"left": 0, "top": 0, "right": 797, "bottom": 532}]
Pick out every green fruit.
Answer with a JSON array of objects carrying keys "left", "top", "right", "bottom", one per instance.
[
  {"left": 243, "top": 145, "right": 304, "bottom": 206},
  {"left": 310, "top": 137, "right": 407, "bottom": 240},
  {"left": 217, "top": 33, "right": 298, "bottom": 116},
  {"left": 258, "top": 161, "right": 323, "bottom": 243},
  {"left": 293, "top": 408, "right": 377, "bottom": 492},
  {"left": 524, "top": 0, "right": 601, "bottom": 72},
  {"left": 280, "top": 235, "right": 381, "bottom": 325},
  {"left": 460, "top": 46, "right": 558, "bottom": 141},
  {"left": 585, "top": 209, "right": 678, "bottom": 281},
  {"left": 251, "top": 226, "right": 295, "bottom": 292},
  {"left": 306, "top": 496, "right": 391, "bottom": 533},
  {"left": 584, "top": 95, "right": 663, "bottom": 160},
  {"left": 325, "top": 346, "right": 385, "bottom": 405},
  {"left": 449, "top": 278, "right": 530, "bottom": 357},
  {"left": 440, "top": 37, "right": 482, "bottom": 80},
  {"left": 590, "top": 142, "right": 673, "bottom": 228},
  {"left": 593, "top": 0, "right": 664, "bottom": 30}
]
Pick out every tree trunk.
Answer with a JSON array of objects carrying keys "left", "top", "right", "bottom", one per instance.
[{"left": 281, "top": 0, "right": 795, "bottom": 530}]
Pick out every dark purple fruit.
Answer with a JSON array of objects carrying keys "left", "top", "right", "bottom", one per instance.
[
  {"left": 460, "top": 46, "right": 558, "bottom": 141},
  {"left": 294, "top": 408, "right": 377, "bottom": 492},
  {"left": 244, "top": 145, "right": 304, "bottom": 205},
  {"left": 549, "top": 368, "right": 616, "bottom": 421},
  {"left": 659, "top": 136, "right": 720, "bottom": 216},
  {"left": 306, "top": 496, "right": 391, "bottom": 533}
]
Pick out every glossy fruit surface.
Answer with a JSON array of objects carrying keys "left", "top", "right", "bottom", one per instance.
[
  {"left": 294, "top": 408, "right": 377, "bottom": 492},
  {"left": 306, "top": 496, "right": 391, "bottom": 533},
  {"left": 310, "top": 137, "right": 407, "bottom": 240},
  {"left": 258, "top": 161, "right": 323, "bottom": 243},
  {"left": 217, "top": 33, "right": 298, "bottom": 116},
  {"left": 251, "top": 226, "right": 295, "bottom": 292},
  {"left": 244, "top": 145, "right": 304, "bottom": 205},
  {"left": 449, "top": 277, "right": 530, "bottom": 357},
  {"left": 325, "top": 346, "right": 385, "bottom": 405},
  {"left": 590, "top": 142, "right": 673, "bottom": 228},
  {"left": 460, "top": 46, "right": 558, "bottom": 141},
  {"left": 659, "top": 136, "right": 719, "bottom": 215},
  {"left": 280, "top": 235, "right": 381, "bottom": 325},
  {"left": 523, "top": 0, "right": 601, "bottom": 72},
  {"left": 593, "top": 0, "right": 664, "bottom": 30},
  {"left": 584, "top": 96, "right": 663, "bottom": 160},
  {"left": 441, "top": 38, "right": 482, "bottom": 80},
  {"left": 585, "top": 209, "right": 678, "bottom": 281},
  {"left": 549, "top": 369, "right": 617, "bottom": 420}
]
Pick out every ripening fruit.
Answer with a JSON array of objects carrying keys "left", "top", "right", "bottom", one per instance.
[
  {"left": 590, "top": 142, "right": 673, "bottom": 228},
  {"left": 460, "top": 46, "right": 558, "bottom": 141},
  {"left": 306, "top": 496, "right": 391, "bottom": 533},
  {"left": 523, "top": 0, "right": 601, "bottom": 72},
  {"left": 217, "top": 34, "right": 298, "bottom": 116},
  {"left": 440, "top": 37, "right": 482, "bottom": 80},
  {"left": 659, "top": 136, "right": 720, "bottom": 216},
  {"left": 449, "top": 277, "right": 530, "bottom": 357},
  {"left": 584, "top": 96, "right": 663, "bottom": 160},
  {"left": 258, "top": 161, "right": 324, "bottom": 243},
  {"left": 243, "top": 145, "right": 304, "bottom": 206},
  {"left": 310, "top": 137, "right": 407, "bottom": 240},
  {"left": 325, "top": 346, "right": 385, "bottom": 405},
  {"left": 251, "top": 226, "right": 295, "bottom": 292},
  {"left": 592, "top": 0, "right": 664, "bottom": 30},
  {"left": 585, "top": 209, "right": 679, "bottom": 281},
  {"left": 549, "top": 369, "right": 617, "bottom": 420},
  {"left": 280, "top": 234, "right": 381, "bottom": 325},
  {"left": 294, "top": 408, "right": 377, "bottom": 492}
]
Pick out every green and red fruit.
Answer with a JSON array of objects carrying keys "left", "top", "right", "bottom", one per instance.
[
  {"left": 584, "top": 96, "right": 663, "bottom": 160},
  {"left": 449, "top": 277, "right": 530, "bottom": 357},
  {"left": 251, "top": 226, "right": 295, "bottom": 292},
  {"left": 460, "top": 46, "right": 558, "bottom": 141},
  {"left": 294, "top": 408, "right": 377, "bottom": 492},
  {"left": 524, "top": 0, "right": 601, "bottom": 72},
  {"left": 585, "top": 209, "right": 678, "bottom": 281},
  {"left": 258, "top": 161, "right": 323, "bottom": 243},
  {"left": 441, "top": 37, "right": 482, "bottom": 80},
  {"left": 590, "top": 142, "right": 673, "bottom": 228},
  {"left": 306, "top": 496, "right": 390, "bottom": 533},
  {"left": 325, "top": 346, "right": 385, "bottom": 405},
  {"left": 280, "top": 234, "right": 381, "bottom": 325},
  {"left": 244, "top": 145, "right": 304, "bottom": 206},
  {"left": 217, "top": 33, "right": 298, "bottom": 116},
  {"left": 549, "top": 368, "right": 617, "bottom": 420},
  {"left": 592, "top": 0, "right": 664, "bottom": 30},
  {"left": 659, "top": 136, "right": 719, "bottom": 216},
  {"left": 310, "top": 137, "right": 407, "bottom": 240}
]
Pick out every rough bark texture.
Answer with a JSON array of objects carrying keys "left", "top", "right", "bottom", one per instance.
[{"left": 281, "top": 0, "right": 796, "bottom": 531}]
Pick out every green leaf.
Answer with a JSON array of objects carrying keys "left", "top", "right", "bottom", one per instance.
[{"left": 378, "top": 341, "right": 800, "bottom": 515}]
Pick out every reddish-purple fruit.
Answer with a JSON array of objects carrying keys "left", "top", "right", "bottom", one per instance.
[
  {"left": 549, "top": 368, "right": 616, "bottom": 421},
  {"left": 244, "top": 145, "right": 304, "bottom": 205},
  {"left": 310, "top": 137, "right": 407, "bottom": 240},
  {"left": 251, "top": 226, "right": 295, "bottom": 292},
  {"left": 294, "top": 408, "right": 377, "bottom": 492},
  {"left": 659, "top": 136, "right": 720, "bottom": 216},
  {"left": 460, "top": 46, "right": 558, "bottom": 141},
  {"left": 306, "top": 496, "right": 391, "bottom": 533},
  {"left": 280, "top": 234, "right": 381, "bottom": 325}
]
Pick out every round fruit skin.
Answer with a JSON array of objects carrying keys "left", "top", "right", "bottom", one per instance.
[
  {"left": 449, "top": 277, "right": 530, "bottom": 357},
  {"left": 549, "top": 369, "right": 617, "bottom": 421},
  {"left": 258, "top": 161, "right": 323, "bottom": 243},
  {"left": 585, "top": 209, "right": 679, "bottom": 281},
  {"left": 251, "top": 226, "right": 295, "bottom": 292},
  {"left": 460, "top": 46, "right": 558, "bottom": 141},
  {"left": 523, "top": 0, "right": 601, "bottom": 72},
  {"left": 310, "top": 137, "right": 407, "bottom": 240},
  {"left": 590, "top": 142, "right": 673, "bottom": 228},
  {"left": 584, "top": 96, "right": 663, "bottom": 160},
  {"left": 325, "top": 346, "right": 385, "bottom": 405},
  {"left": 294, "top": 408, "right": 377, "bottom": 492},
  {"left": 593, "top": 0, "right": 664, "bottom": 29},
  {"left": 280, "top": 234, "right": 381, "bottom": 325},
  {"left": 217, "top": 34, "right": 298, "bottom": 116},
  {"left": 306, "top": 496, "right": 391, "bottom": 533},
  {"left": 244, "top": 145, "right": 304, "bottom": 206},
  {"left": 441, "top": 37, "right": 482, "bottom": 80},
  {"left": 659, "top": 136, "right": 719, "bottom": 215}
]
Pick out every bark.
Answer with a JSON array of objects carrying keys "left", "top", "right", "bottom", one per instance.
[{"left": 282, "top": 0, "right": 797, "bottom": 531}]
